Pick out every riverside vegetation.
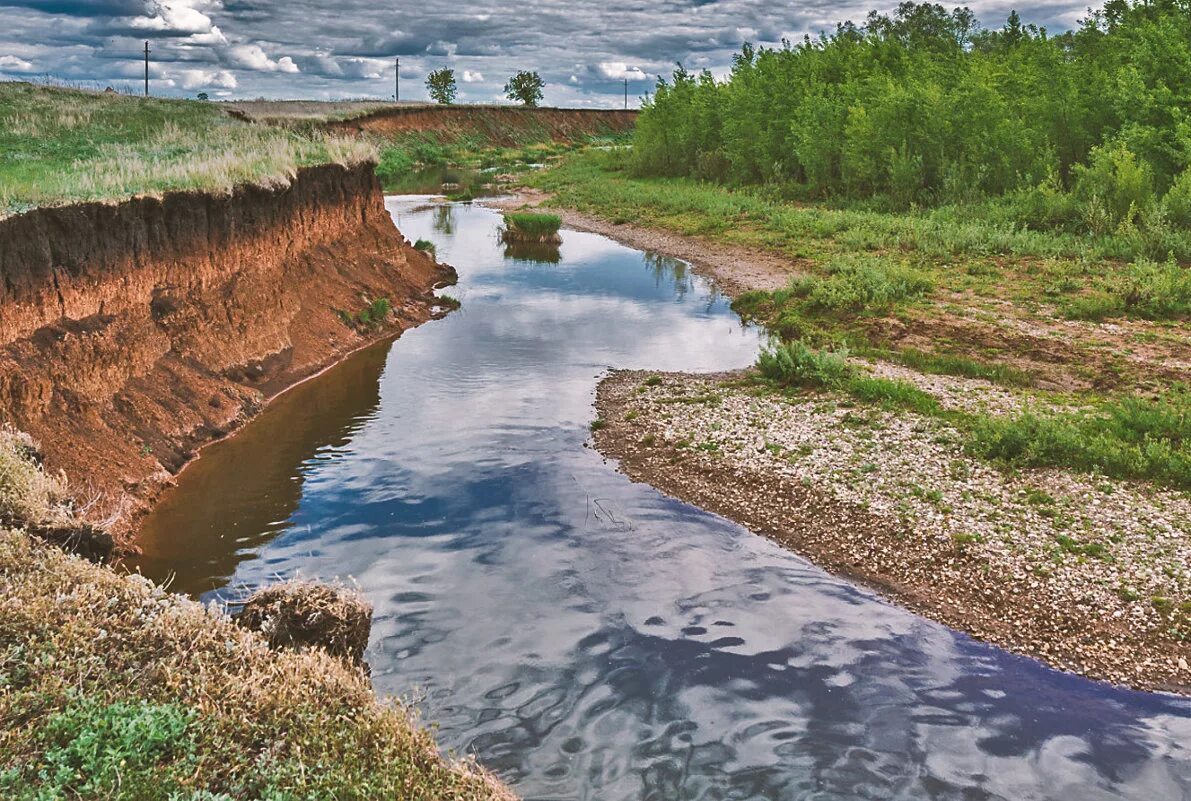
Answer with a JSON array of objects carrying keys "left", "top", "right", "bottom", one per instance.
[{"left": 535, "top": 0, "right": 1191, "bottom": 689}]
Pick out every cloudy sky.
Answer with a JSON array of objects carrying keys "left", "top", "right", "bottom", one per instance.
[{"left": 0, "top": 0, "right": 1092, "bottom": 106}]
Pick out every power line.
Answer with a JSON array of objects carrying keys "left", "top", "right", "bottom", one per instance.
[{"left": 144, "top": 41, "right": 149, "bottom": 97}]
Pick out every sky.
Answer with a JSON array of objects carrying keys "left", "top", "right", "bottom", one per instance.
[{"left": 0, "top": 0, "right": 1094, "bottom": 106}]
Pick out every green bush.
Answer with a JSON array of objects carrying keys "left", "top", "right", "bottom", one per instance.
[
  {"left": 1073, "top": 142, "right": 1154, "bottom": 234},
  {"left": 756, "top": 340, "right": 852, "bottom": 388},
  {"left": 413, "top": 238, "right": 436, "bottom": 254},
  {"left": 1064, "top": 258, "right": 1191, "bottom": 321},
  {"left": 1164, "top": 168, "right": 1191, "bottom": 228}
]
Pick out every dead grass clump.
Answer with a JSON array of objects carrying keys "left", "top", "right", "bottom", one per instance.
[{"left": 236, "top": 579, "right": 373, "bottom": 665}]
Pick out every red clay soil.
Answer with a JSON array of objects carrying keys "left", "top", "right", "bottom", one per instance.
[
  {"left": 0, "top": 163, "right": 453, "bottom": 547},
  {"left": 328, "top": 106, "right": 637, "bottom": 146}
]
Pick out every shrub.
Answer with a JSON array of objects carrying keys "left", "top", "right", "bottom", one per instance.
[
  {"left": 756, "top": 340, "right": 852, "bottom": 388},
  {"left": 413, "top": 238, "right": 436, "bottom": 255},
  {"left": 1065, "top": 258, "right": 1191, "bottom": 321},
  {"left": 1163, "top": 168, "right": 1191, "bottom": 228},
  {"left": 1073, "top": 142, "right": 1154, "bottom": 233}
]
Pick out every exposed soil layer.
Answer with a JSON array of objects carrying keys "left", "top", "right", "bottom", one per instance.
[
  {"left": 594, "top": 370, "right": 1191, "bottom": 694},
  {"left": 0, "top": 163, "right": 454, "bottom": 547},
  {"left": 329, "top": 107, "right": 637, "bottom": 146}
]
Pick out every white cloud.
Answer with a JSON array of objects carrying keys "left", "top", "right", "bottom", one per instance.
[
  {"left": 594, "top": 62, "right": 648, "bottom": 80},
  {"left": 462, "top": 69, "right": 483, "bottom": 82},
  {"left": 175, "top": 67, "right": 237, "bottom": 89},
  {"left": 0, "top": 55, "right": 34, "bottom": 72},
  {"left": 225, "top": 44, "right": 299, "bottom": 73},
  {"left": 120, "top": 0, "right": 224, "bottom": 36}
]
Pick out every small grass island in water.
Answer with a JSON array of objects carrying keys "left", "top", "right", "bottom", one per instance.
[{"left": 501, "top": 212, "right": 562, "bottom": 243}]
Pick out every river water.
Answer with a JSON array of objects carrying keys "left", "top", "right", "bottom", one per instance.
[{"left": 133, "top": 197, "right": 1191, "bottom": 801}]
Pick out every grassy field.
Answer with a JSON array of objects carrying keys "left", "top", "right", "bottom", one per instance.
[{"left": 0, "top": 83, "right": 374, "bottom": 217}]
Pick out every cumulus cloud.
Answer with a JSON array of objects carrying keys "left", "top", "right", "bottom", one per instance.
[
  {"left": 593, "top": 62, "right": 648, "bottom": 81},
  {"left": 0, "top": 0, "right": 1091, "bottom": 102},
  {"left": 224, "top": 43, "right": 298, "bottom": 73},
  {"left": 175, "top": 66, "right": 236, "bottom": 88}
]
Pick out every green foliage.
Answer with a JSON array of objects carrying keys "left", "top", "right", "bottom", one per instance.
[
  {"left": 505, "top": 71, "right": 545, "bottom": 107},
  {"left": 1073, "top": 141, "right": 1155, "bottom": 233},
  {"left": 425, "top": 69, "right": 457, "bottom": 104},
  {"left": 756, "top": 340, "right": 852, "bottom": 388},
  {"left": 1, "top": 695, "right": 197, "bottom": 800},
  {"left": 967, "top": 386, "right": 1191, "bottom": 489},
  {"left": 630, "top": 1, "right": 1191, "bottom": 231},
  {"left": 1164, "top": 168, "right": 1191, "bottom": 227},
  {"left": 413, "top": 238, "right": 437, "bottom": 255}
]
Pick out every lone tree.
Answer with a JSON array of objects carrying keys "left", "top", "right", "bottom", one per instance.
[
  {"left": 426, "top": 68, "right": 457, "bottom": 104},
  {"left": 505, "top": 71, "right": 544, "bottom": 107}
]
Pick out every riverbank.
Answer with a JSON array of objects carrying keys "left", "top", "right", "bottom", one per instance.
[
  {"left": 503, "top": 154, "right": 1190, "bottom": 692},
  {"left": 593, "top": 369, "right": 1190, "bottom": 693}
]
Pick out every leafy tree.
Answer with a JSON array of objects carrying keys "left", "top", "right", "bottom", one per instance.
[
  {"left": 425, "top": 68, "right": 457, "bottom": 104},
  {"left": 196, "top": 92, "right": 209, "bottom": 101},
  {"left": 629, "top": 0, "right": 1191, "bottom": 231},
  {"left": 505, "top": 71, "right": 545, "bottom": 106}
]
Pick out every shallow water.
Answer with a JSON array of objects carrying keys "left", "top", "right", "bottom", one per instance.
[{"left": 134, "top": 198, "right": 1191, "bottom": 801}]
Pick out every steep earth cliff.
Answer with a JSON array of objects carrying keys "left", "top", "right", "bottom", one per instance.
[{"left": 0, "top": 162, "right": 452, "bottom": 545}]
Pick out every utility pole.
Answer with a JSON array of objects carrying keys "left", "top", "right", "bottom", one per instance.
[
  {"left": 395, "top": 57, "right": 399, "bottom": 103},
  {"left": 144, "top": 41, "right": 150, "bottom": 97},
  {"left": 624, "top": 77, "right": 628, "bottom": 110}
]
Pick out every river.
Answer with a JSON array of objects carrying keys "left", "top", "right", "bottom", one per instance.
[{"left": 133, "top": 196, "right": 1191, "bottom": 801}]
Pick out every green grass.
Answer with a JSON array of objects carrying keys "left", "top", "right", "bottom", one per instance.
[
  {"left": 0, "top": 83, "right": 373, "bottom": 216},
  {"left": 501, "top": 212, "right": 562, "bottom": 240},
  {"left": 966, "top": 388, "right": 1191, "bottom": 489},
  {"left": 753, "top": 340, "right": 1191, "bottom": 489},
  {"left": 1063, "top": 258, "right": 1191, "bottom": 322},
  {"left": 413, "top": 238, "right": 437, "bottom": 255},
  {"left": 534, "top": 150, "right": 1191, "bottom": 264}
]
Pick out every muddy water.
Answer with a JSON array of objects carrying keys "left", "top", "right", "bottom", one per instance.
[{"left": 134, "top": 198, "right": 1191, "bottom": 801}]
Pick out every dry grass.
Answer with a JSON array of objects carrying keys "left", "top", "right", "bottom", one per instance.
[{"left": 0, "top": 426, "right": 72, "bottom": 530}]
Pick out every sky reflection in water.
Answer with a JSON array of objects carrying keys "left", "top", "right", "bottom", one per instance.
[{"left": 134, "top": 198, "right": 1191, "bottom": 801}]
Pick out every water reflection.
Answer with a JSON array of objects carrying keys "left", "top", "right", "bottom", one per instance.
[
  {"left": 504, "top": 240, "right": 562, "bottom": 265},
  {"left": 135, "top": 198, "right": 1191, "bottom": 801}
]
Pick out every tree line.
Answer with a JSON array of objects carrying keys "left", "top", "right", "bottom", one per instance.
[
  {"left": 425, "top": 69, "right": 544, "bottom": 107},
  {"left": 631, "top": 0, "right": 1191, "bottom": 233}
]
